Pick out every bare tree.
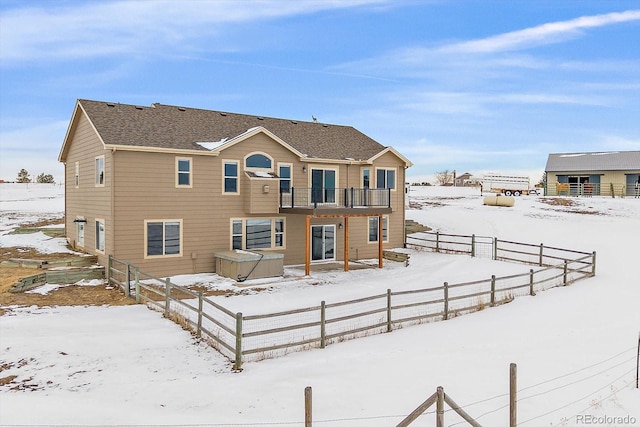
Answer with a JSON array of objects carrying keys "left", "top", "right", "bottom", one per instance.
[{"left": 435, "top": 170, "right": 454, "bottom": 186}]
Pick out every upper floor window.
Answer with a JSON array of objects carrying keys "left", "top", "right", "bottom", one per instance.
[
  {"left": 95, "top": 156, "right": 105, "bottom": 186},
  {"left": 146, "top": 220, "right": 182, "bottom": 257},
  {"left": 176, "top": 157, "right": 192, "bottom": 187},
  {"left": 279, "top": 164, "right": 291, "bottom": 193},
  {"left": 245, "top": 153, "right": 272, "bottom": 169},
  {"left": 224, "top": 161, "right": 239, "bottom": 193},
  {"left": 376, "top": 168, "right": 396, "bottom": 190},
  {"left": 362, "top": 168, "right": 370, "bottom": 189},
  {"left": 74, "top": 162, "right": 80, "bottom": 187}
]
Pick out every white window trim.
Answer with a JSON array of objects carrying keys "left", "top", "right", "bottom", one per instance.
[
  {"left": 95, "top": 156, "right": 105, "bottom": 187},
  {"left": 278, "top": 162, "right": 293, "bottom": 192},
  {"left": 95, "top": 218, "right": 105, "bottom": 254},
  {"left": 223, "top": 159, "right": 240, "bottom": 195},
  {"left": 361, "top": 167, "right": 371, "bottom": 189},
  {"left": 374, "top": 167, "right": 397, "bottom": 191},
  {"left": 74, "top": 161, "right": 80, "bottom": 188},
  {"left": 144, "top": 219, "right": 183, "bottom": 259},
  {"left": 244, "top": 151, "right": 274, "bottom": 172},
  {"left": 230, "top": 217, "right": 286, "bottom": 250},
  {"left": 368, "top": 215, "right": 389, "bottom": 244},
  {"left": 175, "top": 157, "right": 193, "bottom": 188}
]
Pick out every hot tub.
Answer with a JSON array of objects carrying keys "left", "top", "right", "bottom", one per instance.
[{"left": 214, "top": 250, "right": 284, "bottom": 282}]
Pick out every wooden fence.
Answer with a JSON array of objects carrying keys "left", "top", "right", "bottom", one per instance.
[{"left": 108, "top": 233, "right": 595, "bottom": 371}]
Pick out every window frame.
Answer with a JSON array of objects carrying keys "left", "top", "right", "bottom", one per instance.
[
  {"left": 375, "top": 167, "right": 397, "bottom": 191},
  {"left": 95, "top": 156, "right": 105, "bottom": 187},
  {"left": 175, "top": 157, "right": 192, "bottom": 188},
  {"left": 144, "top": 219, "right": 183, "bottom": 259},
  {"left": 362, "top": 168, "right": 370, "bottom": 189},
  {"left": 95, "top": 219, "right": 105, "bottom": 253},
  {"left": 230, "top": 217, "right": 286, "bottom": 250},
  {"left": 278, "top": 163, "right": 292, "bottom": 194},
  {"left": 223, "top": 160, "right": 240, "bottom": 194},
  {"left": 368, "top": 215, "right": 389, "bottom": 243},
  {"left": 244, "top": 152, "right": 273, "bottom": 171}
]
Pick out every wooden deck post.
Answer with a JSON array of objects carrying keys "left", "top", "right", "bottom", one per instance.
[
  {"left": 344, "top": 216, "right": 349, "bottom": 272},
  {"left": 305, "top": 386, "right": 312, "bottom": 427},
  {"left": 510, "top": 363, "right": 517, "bottom": 427},
  {"left": 436, "top": 386, "right": 444, "bottom": 427},
  {"left": 305, "top": 215, "right": 311, "bottom": 276}
]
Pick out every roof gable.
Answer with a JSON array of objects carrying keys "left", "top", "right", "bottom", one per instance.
[
  {"left": 545, "top": 151, "right": 640, "bottom": 172},
  {"left": 67, "top": 99, "right": 405, "bottom": 165}
]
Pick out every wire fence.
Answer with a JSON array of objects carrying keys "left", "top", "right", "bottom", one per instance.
[{"left": 108, "top": 231, "right": 596, "bottom": 371}]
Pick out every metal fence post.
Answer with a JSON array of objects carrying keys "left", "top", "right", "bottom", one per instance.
[
  {"left": 539, "top": 243, "right": 544, "bottom": 266},
  {"left": 320, "top": 301, "right": 326, "bottom": 349},
  {"left": 490, "top": 275, "right": 496, "bottom": 306},
  {"left": 125, "top": 263, "right": 131, "bottom": 297},
  {"left": 436, "top": 231, "right": 440, "bottom": 253},
  {"left": 305, "top": 386, "right": 312, "bottom": 427},
  {"left": 591, "top": 251, "right": 597, "bottom": 276},
  {"left": 471, "top": 234, "right": 475, "bottom": 257},
  {"left": 386, "top": 289, "right": 392, "bottom": 332},
  {"left": 234, "top": 312, "right": 243, "bottom": 371},
  {"left": 197, "top": 291, "right": 203, "bottom": 338},
  {"left": 563, "top": 260, "right": 568, "bottom": 285},
  {"left": 443, "top": 282, "right": 449, "bottom": 320},
  {"left": 493, "top": 237, "right": 497, "bottom": 260},
  {"left": 134, "top": 267, "right": 140, "bottom": 304},
  {"left": 529, "top": 269, "right": 535, "bottom": 296},
  {"left": 510, "top": 363, "right": 517, "bottom": 427},
  {"left": 164, "top": 278, "right": 171, "bottom": 317}
]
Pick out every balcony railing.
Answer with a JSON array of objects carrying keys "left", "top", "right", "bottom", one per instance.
[{"left": 280, "top": 187, "right": 391, "bottom": 209}]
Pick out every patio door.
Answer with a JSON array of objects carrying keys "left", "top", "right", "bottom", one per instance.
[
  {"left": 311, "top": 169, "right": 336, "bottom": 204},
  {"left": 311, "top": 225, "right": 335, "bottom": 261}
]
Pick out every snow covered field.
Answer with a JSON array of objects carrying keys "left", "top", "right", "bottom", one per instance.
[{"left": 1, "top": 183, "right": 639, "bottom": 426}]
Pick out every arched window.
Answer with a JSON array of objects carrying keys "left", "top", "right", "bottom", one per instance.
[{"left": 245, "top": 153, "right": 272, "bottom": 169}]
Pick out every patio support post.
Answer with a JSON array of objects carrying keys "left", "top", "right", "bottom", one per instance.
[
  {"left": 305, "top": 215, "right": 311, "bottom": 276},
  {"left": 344, "top": 216, "right": 349, "bottom": 272},
  {"left": 378, "top": 214, "right": 383, "bottom": 268}
]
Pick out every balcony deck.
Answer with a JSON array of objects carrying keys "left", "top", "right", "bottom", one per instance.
[{"left": 279, "top": 187, "right": 392, "bottom": 215}]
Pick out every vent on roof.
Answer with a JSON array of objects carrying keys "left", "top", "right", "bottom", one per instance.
[
  {"left": 178, "top": 107, "right": 186, "bottom": 111},
  {"left": 135, "top": 106, "right": 144, "bottom": 110},
  {"left": 220, "top": 112, "right": 227, "bottom": 116},
  {"left": 257, "top": 117, "right": 264, "bottom": 120},
  {"left": 291, "top": 120, "right": 298, "bottom": 124},
  {"left": 322, "top": 124, "right": 328, "bottom": 128},
  {"left": 106, "top": 103, "right": 115, "bottom": 107}
]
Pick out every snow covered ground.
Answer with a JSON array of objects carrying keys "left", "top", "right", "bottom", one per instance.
[{"left": 1, "top": 183, "right": 638, "bottom": 426}]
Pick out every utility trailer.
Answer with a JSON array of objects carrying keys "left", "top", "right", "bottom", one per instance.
[{"left": 482, "top": 175, "right": 537, "bottom": 196}]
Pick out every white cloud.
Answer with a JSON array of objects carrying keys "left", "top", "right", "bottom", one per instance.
[{"left": 440, "top": 10, "right": 640, "bottom": 54}]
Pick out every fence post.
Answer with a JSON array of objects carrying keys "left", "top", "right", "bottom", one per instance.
[
  {"left": 563, "top": 260, "right": 568, "bottom": 285},
  {"left": 436, "top": 231, "right": 440, "bottom": 253},
  {"left": 471, "top": 234, "right": 476, "bottom": 257},
  {"left": 539, "top": 243, "right": 544, "bottom": 266},
  {"left": 197, "top": 291, "right": 203, "bottom": 338},
  {"left": 443, "top": 282, "right": 449, "bottom": 320},
  {"left": 529, "top": 269, "right": 535, "bottom": 296},
  {"left": 234, "top": 312, "right": 243, "bottom": 371},
  {"left": 490, "top": 275, "right": 496, "bottom": 306},
  {"left": 107, "top": 254, "right": 112, "bottom": 284},
  {"left": 134, "top": 267, "right": 140, "bottom": 304},
  {"left": 510, "top": 363, "right": 517, "bottom": 427},
  {"left": 320, "top": 301, "right": 326, "bottom": 349},
  {"left": 305, "top": 386, "right": 312, "bottom": 427},
  {"left": 436, "top": 386, "right": 445, "bottom": 427},
  {"left": 493, "top": 237, "right": 497, "bottom": 260},
  {"left": 591, "top": 251, "right": 597, "bottom": 276},
  {"left": 386, "top": 289, "right": 392, "bottom": 332},
  {"left": 125, "top": 263, "right": 131, "bottom": 297},
  {"left": 164, "top": 278, "right": 171, "bottom": 317}
]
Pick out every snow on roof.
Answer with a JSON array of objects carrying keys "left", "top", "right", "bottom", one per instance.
[{"left": 195, "top": 139, "right": 228, "bottom": 150}]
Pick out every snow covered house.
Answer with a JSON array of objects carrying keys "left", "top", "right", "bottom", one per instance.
[
  {"left": 58, "top": 99, "right": 412, "bottom": 277},
  {"left": 544, "top": 151, "right": 640, "bottom": 197}
]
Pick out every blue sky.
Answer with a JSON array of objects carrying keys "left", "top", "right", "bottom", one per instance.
[{"left": 1, "top": 0, "right": 639, "bottom": 184}]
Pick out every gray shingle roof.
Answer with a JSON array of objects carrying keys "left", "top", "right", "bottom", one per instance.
[
  {"left": 78, "top": 99, "right": 389, "bottom": 162},
  {"left": 545, "top": 151, "right": 640, "bottom": 172}
]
